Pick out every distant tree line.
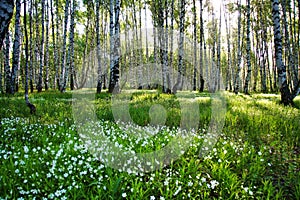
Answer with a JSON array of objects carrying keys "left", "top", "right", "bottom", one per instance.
[{"left": 0, "top": 0, "right": 299, "bottom": 106}]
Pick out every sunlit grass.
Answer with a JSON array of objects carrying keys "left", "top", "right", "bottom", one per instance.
[{"left": 0, "top": 90, "right": 299, "bottom": 199}]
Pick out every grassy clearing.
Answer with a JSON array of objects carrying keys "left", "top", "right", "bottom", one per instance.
[{"left": 0, "top": 90, "right": 299, "bottom": 199}]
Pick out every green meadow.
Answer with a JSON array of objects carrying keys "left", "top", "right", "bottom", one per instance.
[{"left": 0, "top": 91, "right": 299, "bottom": 199}]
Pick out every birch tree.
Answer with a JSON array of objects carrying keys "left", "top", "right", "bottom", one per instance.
[
  {"left": 61, "top": 0, "right": 75, "bottom": 92},
  {"left": 192, "top": 0, "right": 197, "bottom": 91},
  {"left": 96, "top": 0, "right": 102, "bottom": 93},
  {"left": 11, "top": 0, "right": 21, "bottom": 94},
  {"left": 29, "top": 0, "right": 34, "bottom": 93},
  {"left": 44, "top": 0, "right": 50, "bottom": 90},
  {"left": 59, "top": 0, "right": 69, "bottom": 92},
  {"left": 0, "top": 0, "right": 14, "bottom": 49},
  {"left": 243, "top": 0, "right": 251, "bottom": 94},
  {"left": 37, "top": 0, "right": 45, "bottom": 92},
  {"left": 172, "top": 0, "right": 185, "bottom": 94},
  {"left": 272, "top": 0, "right": 300, "bottom": 105},
  {"left": 24, "top": 0, "right": 36, "bottom": 114},
  {"left": 50, "top": 0, "right": 57, "bottom": 89},
  {"left": 199, "top": 0, "right": 205, "bottom": 92},
  {"left": 233, "top": 0, "right": 242, "bottom": 94},
  {"left": 108, "top": 0, "right": 121, "bottom": 93},
  {"left": 224, "top": 3, "right": 232, "bottom": 91},
  {"left": 4, "top": 34, "right": 11, "bottom": 94}
]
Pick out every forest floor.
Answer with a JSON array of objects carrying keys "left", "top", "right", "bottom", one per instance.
[{"left": 0, "top": 90, "right": 299, "bottom": 199}]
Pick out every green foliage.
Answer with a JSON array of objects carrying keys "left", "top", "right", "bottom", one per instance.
[{"left": 0, "top": 91, "right": 299, "bottom": 199}]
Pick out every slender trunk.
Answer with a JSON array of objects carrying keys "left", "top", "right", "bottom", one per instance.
[
  {"left": 162, "top": 0, "right": 170, "bottom": 93},
  {"left": 281, "top": 0, "right": 297, "bottom": 90},
  {"left": 50, "top": 0, "right": 58, "bottom": 89},
  {"left": 108, "top": 0, "right": 121, "bottom": 93},
  {"left": 37, "top": 0, "right": 45, "bottom": 92},
  {"left": 61, "top": 0, "right": 75, "bottom": 92},
  {"left": 4, "top": 33, "right": 11, "bottom": 94},
  {"left": 210, "top": 12, "right": 216, "bottom": 93},
  {"left": 55, "top": 0, "right": 60, "bottom": 89},
  {"left": 69, "top": 0, "right": 76, "bottom": 91},
  {"left": 193, "top": 0, "right": 201, "bottom": 91},
  {"left": 11, "top": 0, "right": 21, "bottom": 94},
  {"left": 44, "top": 0, "right": 49, "bottom": 90},
  {"left": 59, "top": 0, "right": 69, "bottom": 92},
  {"left": 170, "top": 0, "right": 175, "bottom": 87},
  {"left": 192, "top": 0, "right": 197, "bottom": 91},
  {"left": 172, "top": 0, "right": 185, "bottom": 94},
  {"left": 217, "top": 10, "right": 221, "bottom": 91},
  {"left": 24, "top": 0, "right": 36, "bottom": 114},
  {"left": 0, "top": 0, "right": 14, "bottom": 49},
  {"left": 272, "top": 0, "right": 293, "bottom": 104},
  {"left": 234, "top": 0, "right": 242, "bottom": 94},
  {"left": 199, "top": 0, "right": 204, "bottom": 92},
  {"left": 224, "top": 6, "right": 232, "bottom": 91},
  {"left": 244, "top": 0, "right": 251, "bottom": 94},
  {"left": 29, "top": 0, "right": 34, "bottom": 93},
  {"left": 145, "top": 3, "right": 150, "bottom": 87},
  {"left": 96, "top": 0, "right": 102, "bottom": 93}
]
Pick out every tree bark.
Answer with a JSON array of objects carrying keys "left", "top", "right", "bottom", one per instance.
[
  {"left": 244, "top": 0, "right": 251, "bottom": 94},
  {"left": 68, "top": 0, "right": 76, "bottom": 91},
  {"left": 44, "top": 0, "right": 50, "bottom": 90},
  {"left": 29, "top": 0, "right": 34, "bottom": 93},
  {"left": 192, "top": 0, "right": 197, "bottom": 91},
  {"left": 0, "top": 0, "right": 14, "bottom": 49},
  {"left": 37, "top": 0, "right": 45, "bottom": 92},
  {"left": 108, "top": 0, "right": 121, "bottom": 93},
  {"left": 272, "top": 0, "right": 294, "bottom": 105},
  {"left": 24, "top": 0, "right": 36, "bottom": 114},
  {"left": 199, "top": 0, "right": 204, "bottom": 92},
  {"left": 11, "top": 0, "right": 21, "bottom": 94},
  {"left": 59, "top": 0, "right": 69, "bottom": 92},
  {"left": 4, "top": 34, "right": 11, "bottom": 94},
  {"left": 172, "top": 0, "right": 185, "bottom": 94},
  {"left": 96, "top": 0, "right": 102, "bottom": 93},
  {"left": 224, "top": 5, "right": 232, "bottom": 91},
  {"left": 233, "top": 0, "right": 242, "bottom": 94}
]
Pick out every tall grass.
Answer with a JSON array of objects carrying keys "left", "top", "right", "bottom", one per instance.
[{"left": 0, "top": 90, "right": 299, "bottom": 199}]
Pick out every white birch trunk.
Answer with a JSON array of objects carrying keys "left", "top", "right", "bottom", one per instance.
[
  {"left": 243, "top": 0, "right": 251, "bottom": 94},
  {"left": 11, "top": 0, "right": 21, "bottom": 94}
]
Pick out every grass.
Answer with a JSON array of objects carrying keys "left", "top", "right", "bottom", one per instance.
[{"left": 0, "top": 90, "right": 299, "bottom": 199}]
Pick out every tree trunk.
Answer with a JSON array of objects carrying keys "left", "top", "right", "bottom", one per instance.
[
  {"left": 4, "top": 34, "right": 11, "bottom": 94},
  {"left": 61, "top": 0, "right": 75, "bottom": 92},
  {"left": 37, "top": 0, "right": 45, "bottom": 92},
  {"left": 11, "top": 0, "right": 21, "bottom": 94},
  {"left": 244, "top": 0, "right": 251, "bottom": 94},
  {"left": 224, "top": 6, "right": 232, "bottom": 91},
  {"left": 192, "top": 0, "right": 197, "bottom": 91},
  {"left": 272, "top": 0, "right": 294, "bottom": 105},
  {"left": 44, "top": 0, "right": 49, "bottom": 90},
  {"left": 199, "top": 0, "right": 204, "bottom": 92},
  {"left": 69, "top": 0, "right": 76, "bottom": 91},
  {"left": 282, "top": 0, "right": 297, "bottom": 91},
  {"left": 96, "top": 0, "right": 102, "bottom": 93},
  {"left": 24, "top": 0, "right": 36, "bottom": 114},
  {"left": 108, "top": 0, "right": 121, "bottom": 93},
  {"left": 217, "top": 10, "right": 221, "bottom": 91},
  {"left": 162, "top": 0, "right": 170, "bottom": 93},
  {"left": 55, "top": 0, "right": 60, "bottom": 89},
  {"left": 173, "top": 0, "right": 185, "bottom": 94},
  {"left": 59, "top": 0, "right": 69, "bottom": 92},
  {"left": 233, "top": 0, "right": 242, "bottom": 94},
  {"left": 29, "top": 0, "right": 34, "bottom": 93},
  {"left": 0, "top": 0, "right": 14, "bottom": 49}
]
